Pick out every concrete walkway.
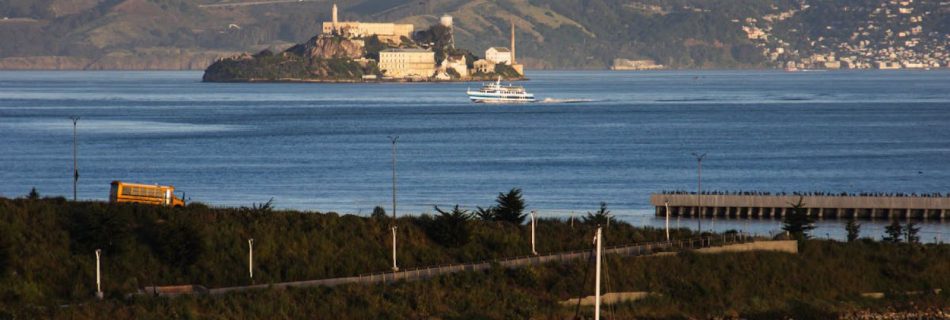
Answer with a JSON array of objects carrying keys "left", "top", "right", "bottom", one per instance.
[{"left": 138, "top": 236, "right": 795, "bottom": 297}]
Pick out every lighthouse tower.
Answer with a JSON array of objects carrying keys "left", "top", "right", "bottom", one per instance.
[{"left": 332, "top": 3, "right": 338, "bottom": 31}]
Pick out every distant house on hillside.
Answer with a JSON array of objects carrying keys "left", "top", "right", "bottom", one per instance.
[{"left": 485, "top": 47, "right": 512, "bottom": 65}]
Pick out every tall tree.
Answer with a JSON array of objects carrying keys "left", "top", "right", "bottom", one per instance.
[
  {"left": 782, "top": 197, "right": 815, "bottom": 241},
  {"left": 845, "top": 217, "right": 861, "bottom": 242},
  {"left": 583, "top": 202, "right": 611, "bottom": 226},
  {"left": 883, "top": 219, "right": 903, "bottom": 243},
  {"left": 428, "top": 205, "right": 473, "bottom": 247},
  {"left": 494, "top": 188, "right": 527, "bottom": 224},
  {"left": 906, "top": 222, "right": 920, "bottom": 244}
]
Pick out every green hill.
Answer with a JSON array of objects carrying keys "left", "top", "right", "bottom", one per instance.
[{"left": 0, "top": 0, "right": 947, "bottom": 69}]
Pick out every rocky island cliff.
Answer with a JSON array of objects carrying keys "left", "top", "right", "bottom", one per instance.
[{"left": 203, "top": 10, "right": 524, "bottom": 83}]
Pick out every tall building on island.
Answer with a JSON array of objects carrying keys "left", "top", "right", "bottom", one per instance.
[
  {"left": 322, "top": 3, "right": 414, "bottom": 43},
  {"left": 379, "top": 48, "right": 435, "bottom": 78}
]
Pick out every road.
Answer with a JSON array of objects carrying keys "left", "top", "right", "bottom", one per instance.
[{"left": 135, "top": 234, "right": 779, "bottom": 297}]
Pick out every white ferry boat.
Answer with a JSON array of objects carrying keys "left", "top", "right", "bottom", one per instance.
[{"left": 466, "top": 77, "right": 535, "bottom": 103}]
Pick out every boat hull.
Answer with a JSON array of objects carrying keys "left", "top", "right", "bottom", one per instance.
[{"left": 466, "top": 91, "right": 535, "bottom": 103}]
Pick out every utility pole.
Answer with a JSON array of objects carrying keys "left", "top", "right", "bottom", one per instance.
[
  {"left": 70, "top": 116, "right": 80, "bottom": 201},
  {"left": 692, "top": 152, "right": 707, "bottom": 233},
  {"left": 248, "top": 238, "right": 254, "bottom": 283},
  {"left": 95, "top": 249, "right": 103, "bottom": 299},
  {"left": 388, "top": 135, "right": 399, "bottom": 272},
  {"left": 530, "top": 210, "right": 537, "bottom": 255}
]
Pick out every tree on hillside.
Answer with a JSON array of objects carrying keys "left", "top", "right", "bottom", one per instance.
[
  {"left": 494, "top": 188, "right": 527, "bottom": 224},
  {"left": 475, "top": 206, "right": 496, "bottom": 221},
  {"left": 906, "top": 222, "right": 920, "bottom": 244},
  {"left": 883, "top": 219, "right": 903, "bottom": 243},
  {"left": 371, "top": 206, "right": 387, "bottom": 220},
  {"left": 845, "top": 217, "right": 861, "bottom": 242},
  {"left": 426, "top": 205, "right": 474, "bottom": 247},
  {"left": 781, "top": 197, "right": 815, "bottom": 241},
  {"left": 27, "top": 187, "right": 39, "bottom": 200},
  {"left": 583, "top": 202, "right": 611, "bottom": 226}
]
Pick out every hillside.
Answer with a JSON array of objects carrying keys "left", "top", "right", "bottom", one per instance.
[
  {"left": 0, "top": 0, "right": 948, "bottom": 70},
  {"left": 1, "top": 197, "right": 949, "bottom": 319}
]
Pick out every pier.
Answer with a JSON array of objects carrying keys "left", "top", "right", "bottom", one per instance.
[{"left": 651, "top": 193, "right": 950, "bottom": 220}]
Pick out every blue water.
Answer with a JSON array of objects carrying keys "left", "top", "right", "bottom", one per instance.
[{"left": 1, "top": 70, "right": 949, "bottom": 241}]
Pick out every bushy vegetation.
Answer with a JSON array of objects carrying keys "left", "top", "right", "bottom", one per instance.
[
  {"left": 203, "top": 50, "right": 375, "bottom": 82},
  {"left": 23, "top": 238, "right": 950, "bottom": 319},
  {"left": 2, "top": 194, "right": 948, "bottom": 318},
  {"left": 0, "top": 193, "right": 690, "bottom": 317}
]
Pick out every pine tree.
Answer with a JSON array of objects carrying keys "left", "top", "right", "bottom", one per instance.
[
  {"left": 428, "top": 205, "right": 473, "bottom": 247},
  {"left": 583, "top": 202, "right": 611, "bottom": 226},
  {"left": 845, "top": 217, "right": 861, "bottom": 242},
  {"left": 782, "top": 197, "right": 815, "bottom": 241},
  {"left": 27, "top": 187, "right": 39, "bottom": 200},
  {"left": 883, "top": 219, "right": 903, "bottom": 243},
  {"left": 493, "top": 188, "right": 527, "bottom": 224}
]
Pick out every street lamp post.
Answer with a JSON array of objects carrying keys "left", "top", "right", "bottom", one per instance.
[
  {"left": 692, "top": 152, "right": 707, "bottom": 233},
  {"left": 388, "top": 135, "right": 399, "bottom": 272},
  {"left": 95, "top": 249, "right": 102, "bottom": 299},
  {"left": 665, "top": 200, "right": 671, "bottom": 242},
  {"left": 70, "top": 116, "right": 80, "bottom": 201},
  {"left": 248, "top": 238, "right": 254, "bottom": 282},
  {"left": 530, "top": 210, "right": 538, "bottom": 255}
]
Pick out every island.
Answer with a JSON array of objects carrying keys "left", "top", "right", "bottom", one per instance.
[{"left": 203, "top": 4, "right": 524, "bottom": 83}]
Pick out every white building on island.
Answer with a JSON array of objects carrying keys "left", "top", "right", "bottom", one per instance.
[
  {"left": 322, "top": 3, "right": 413, "bottom": 43},
  {"left": 485, "top": 47, "right": 512, "bottom": 65},
  {"left": 379, "top": 48, "right": 435, "bottom": 78}
]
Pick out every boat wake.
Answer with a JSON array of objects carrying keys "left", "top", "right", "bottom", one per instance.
[{"left": 539, "top": 98, "right": 595, "bottom": 104}]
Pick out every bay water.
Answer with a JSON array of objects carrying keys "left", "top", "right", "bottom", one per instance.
[{"left": 1, "top": 70, "right": 948, "bottom": 241}]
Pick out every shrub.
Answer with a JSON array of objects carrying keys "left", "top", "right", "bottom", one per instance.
[{"left": 425, "top": 205, "right": 473, "bottom": 247}]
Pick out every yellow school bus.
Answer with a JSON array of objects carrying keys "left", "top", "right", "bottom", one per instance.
[{"left": 109, "top": 181, "right": 185, "bottom": 207}]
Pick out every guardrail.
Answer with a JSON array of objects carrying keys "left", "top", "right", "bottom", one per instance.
[{"left": 203, "top": 233, "right": 754, "bottom": 296}]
